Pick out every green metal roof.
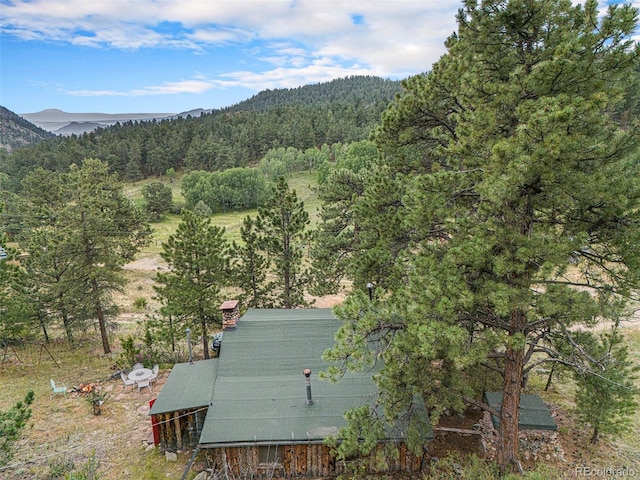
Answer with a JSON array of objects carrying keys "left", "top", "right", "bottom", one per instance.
[
  {"left": 150, "top": 308, "right": 432, "bottom": 446},
  {"left": 149, "top": 359, "right": 218, "bottom": 415},
  {"left": 200, "top": 308, "right": 382, "bottom": 446},
  {"left": 484, "top": 392, "right": 557, "bottom": 431}
]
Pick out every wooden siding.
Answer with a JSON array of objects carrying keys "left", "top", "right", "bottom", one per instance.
[
  {"left": 155, "top": 408, "right": 207, "bottom": 451},
  {"left": 204, "top": 442, "right": 423, "bottom": 478}
]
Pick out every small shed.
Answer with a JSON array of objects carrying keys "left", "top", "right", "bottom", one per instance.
[
  {"left": 484, "top": 392, "right": 557, "bottom": 431},
  {"left": 149, "top": 359, "right": 219, "bottom": 450}
]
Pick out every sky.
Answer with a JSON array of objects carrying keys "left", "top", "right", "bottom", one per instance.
[{"left": 1, "top": 0, "right": 638, "bottom": 115}]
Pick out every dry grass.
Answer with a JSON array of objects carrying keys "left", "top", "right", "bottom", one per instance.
[{"left": 0, "top": 338, "right": 190, "bottom": 479}]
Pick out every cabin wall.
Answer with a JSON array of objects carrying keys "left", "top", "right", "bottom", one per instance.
[
  {"left": 204, "top": 442, "right": 423, "bottom": 478},
  {"left": 155, "top": 408, "right": 207, "bottom": 451}
]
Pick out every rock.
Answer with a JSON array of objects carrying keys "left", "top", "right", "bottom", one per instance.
[
  {"left": 165, "top": 451, "right": 178, "bottom": 462},
  {"left": 137, "top": 405, "right": 150, "bottom": 415},
  {"left": 193, "top": 472, "right": 208, "bottom": 480}
]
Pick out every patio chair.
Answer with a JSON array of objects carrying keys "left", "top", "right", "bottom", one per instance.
[
  {"left": 137, "top": 379, "right": 151, "bottom": 393},
  {"left": 50, "top": 379, "right": 67, "bottom": 398},
  {"left": 120, "top": 372, "right": 136, "bottom": 392},
  {"left": 149, "top": 365, "right": 159, "bottom": 385},
  {"left": 132, "top": 363, "right": 144, "bottom": 370}
]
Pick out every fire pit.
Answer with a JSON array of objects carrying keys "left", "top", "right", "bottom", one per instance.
[
  {"left": 72, "top": 383, "right": 108, "bottom": 415},
  {"left": 73, "top": 383, "right": 99, "bottom": 395}
]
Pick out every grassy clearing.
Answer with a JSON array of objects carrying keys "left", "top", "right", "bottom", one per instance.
[
  {"left": 133, "top": 170, "right": 320, "bottom": 254},
  {"left": 0, "top": 338, "right": 191, "bottom": 480}
]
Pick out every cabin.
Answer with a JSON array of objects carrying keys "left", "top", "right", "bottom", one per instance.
[{"left": 150, "top": 306, "right": 433, "bottom": 478}]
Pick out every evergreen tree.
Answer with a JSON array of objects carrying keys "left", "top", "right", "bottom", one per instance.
[
  {"left": 67, "top": 159, "right": 151, "bottom": 354},
  {"left": 573, "top": 327, "right": 639, "bottom": 444},
  {"left": 311, "top": 140, "right": 380, "bottom": 295},
  {"left": 17, "top": 160, "right": 152, "bottom": 354},
  {"left": 155, "top": 209, "right": 231, "bottom": 359},
  {"left": 323, "top": 0, "right": 640, "bottom": 472},
  {"left": 231, "top": 216, "right": 271, "bottom": 308},
  {"left": 17, "top": 169, "right": 85, "bottom": 342},
  {"left": 18, "top": 227, "right": 84, "bottom": 342},
  {"left": 310, "top": 167, "right": 369, "bottom": 296},
  {"left": 142, "top": 181, "right": 173, "bottom": 221},
  {"left": 255, "top": 176, "right": 312, "bottom": 308},
  {"left": 0, "top": 390, "right": 34, "bottom": 466},
  {"left": 0, "top": 206, "right": 35, "bottom": 341}
]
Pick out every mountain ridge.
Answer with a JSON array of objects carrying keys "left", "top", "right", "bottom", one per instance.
[
  {"left": 0, "top": 106, "right": 56, "bottom": 153},
  {"left": 20, "top": 109, "right": 178, "bottom": 134}
]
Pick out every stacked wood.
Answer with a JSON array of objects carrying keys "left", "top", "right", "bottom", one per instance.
[
  {"left": 203, "top": 441, "right": 422, "bottom": 478},
  {"left": 155, "top": 408, "right": 207, "bottom": 451}
]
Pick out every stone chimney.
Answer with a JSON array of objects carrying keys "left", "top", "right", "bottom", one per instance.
[{"left": 220, "top": 300, "right": 240, "bottom": 330}]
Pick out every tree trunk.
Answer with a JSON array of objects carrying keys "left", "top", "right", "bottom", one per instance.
[
  {"left": 590, "top": 426, "right": 599, "bottom": 444},
  {"left": 544, "top": 364, "right": 556, "bottom": 392},
  {"left": 38, "top": 310, "right": 49, "bottom": 343},
  {"left": 169, "top": 315, "right": 175, "bottom": 352},
  {"left": 92, "top": 278, "right": 111, "bottom": 354},
  {"left": 201, "top": 317, "right": 210, "bottom": 359},
  {"left": 497, "top": 316, "right": 525, "bottom": 473},
  {"left": 62, "top": 311, "right": 74, "bottom": 344}
]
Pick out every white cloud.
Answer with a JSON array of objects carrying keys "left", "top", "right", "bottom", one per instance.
[
  {"left": 1, "top": 0, "right": 460, "bottom": 77},
  {"left": 218, "top": 60, "right": 377, "bottom": 92},
  {"left": 66, "top": 78, "right": 217, "bottom": 97},
  {"left": 4, "top": 0, "right": 638, "bottom": 99}
]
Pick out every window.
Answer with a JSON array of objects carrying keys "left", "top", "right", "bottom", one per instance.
[{"left": 258, "top": 445, "right": 281, "bottom": 464}]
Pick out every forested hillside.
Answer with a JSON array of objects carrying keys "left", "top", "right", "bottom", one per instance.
[
  {"left": 0, "top": 106, "right": 55, "bottom": 153},
  {"left": 0, "top": 76, "right": 401, "bottom": 192},
  {"left": 225, "top": 75, "right": 402, "bottom": 112}
]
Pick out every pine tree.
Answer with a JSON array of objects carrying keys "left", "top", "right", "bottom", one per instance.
[
  {"left": 255, "top": 176, "right": 312, "bottom": 308},
  {"left": 17, "top": 160, "right": 151, "bottom": 354},
  {"left": 155, "top": 209, "right": 231, "bottom": 359},
  {"left": 231, "top": 216, "right": 271, "bottom": 308},
  {"left": 64, "top": 159, "right": 151, "bottom": 354},
  {"left": 323, "top": 0, "right": 640, "bottom": 472},
  {"left": 0, "top": 390, "right": 34, "bottom": 466},
  {"left": 142, "top": 181, "right": 173, "bottom": 221},
  {"left": 573, "top": 328, "right": 639, "bottom": 444},
  {"left": 310, "top": 141, "right": 378, "bottom": 295}
]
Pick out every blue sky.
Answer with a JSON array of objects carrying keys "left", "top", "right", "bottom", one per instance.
[{"left": 1, "top": 0, "right": 637, "bottom": 114}]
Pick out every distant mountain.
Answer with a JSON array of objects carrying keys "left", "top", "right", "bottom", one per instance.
[
  {"left": 1, "top": 76, "right": 405, "bottom": 191},
  {"left": 21, "top": 109, "right": 176, "bottom": 134},
  {"left": 171, "top": 108, "right": 214, "bottom": 119},
  {"left": 0, "top": 106, "right": 56, "bottom": 152},
  {"left": 17, "top": 76, "right": 402, "bottom": 135},
  {"left": 54, "top": 121, "right": 110, "bottom": 136}
]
